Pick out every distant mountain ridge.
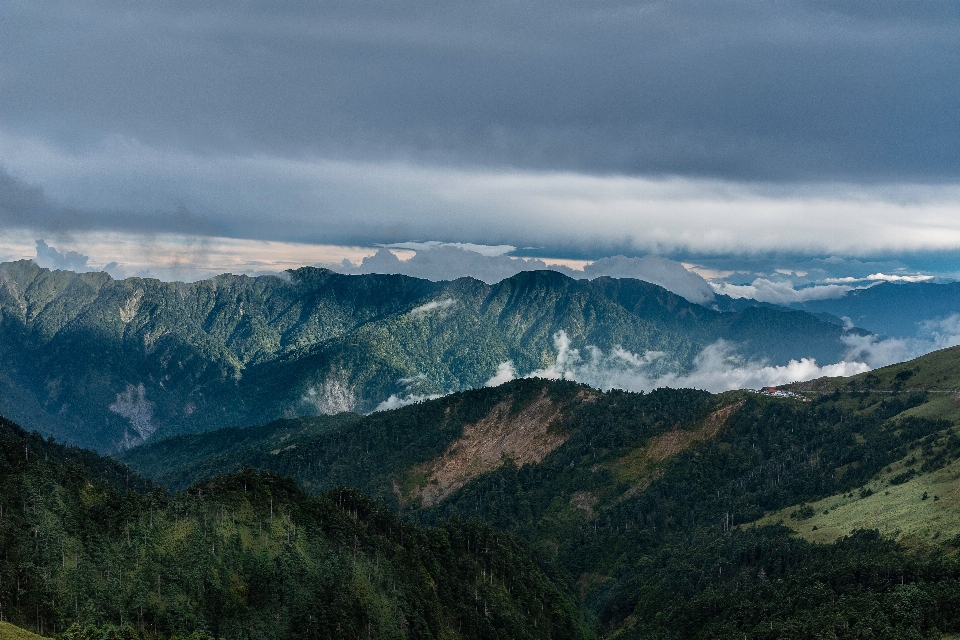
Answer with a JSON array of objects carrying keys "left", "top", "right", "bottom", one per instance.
[
  {"left": 794, "top": 281, "right": 960, "bottom": 338},
  {"left": 0, "top": 260, "right": 859, "bottom": 452},
  {"left": 713, "top": 280, "right": 960, "bottom": 340}
]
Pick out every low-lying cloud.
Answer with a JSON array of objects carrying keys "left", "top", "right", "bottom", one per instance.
[
  {"left": 410, "top": 297, "right": 457, "bottom": 315},
  {"left": 373, "top": 374, "right": 444, "bottom": 412},
  {"left": 841, "top": 313, "right": 960, "bottom": 368},
  {"left": 485, "top": 361, "right": 517, "bottom": 387},
  {"left": 515, "top": 330, "right": 870, "bottom": 394},
  {"left": 712, "top": 278, "right": 860, "bottom": 305},
  {"left": 395, "top": 317, "right": 960, "bottom": 409},
  {"left": 825, "top": 273, "right": 936, "bottom": 284},
  {"left": 373, "top": 392, "right": 444, "bottom": 412},
  {"left": 374, "top": 317, "right": 960, "bottom": 410}
]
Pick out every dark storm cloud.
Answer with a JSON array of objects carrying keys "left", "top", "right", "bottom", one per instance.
[
  {"left": 0, "top": 167, "right": 221, "bottom": 236},
  {"left": 4, "top": 0, "right": 959, "bottom": 181}
]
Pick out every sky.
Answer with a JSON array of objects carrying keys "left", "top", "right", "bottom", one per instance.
[{"left": 2, "top": 1, "right": 960, "bottom": 285}]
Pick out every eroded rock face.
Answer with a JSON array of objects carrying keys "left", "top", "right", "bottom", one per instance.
[
  {"left": 612, "top": 399, "right": 745, "bottom": 499},
  {"left": 109, "top": 382, "right": 156, "bottom": 449},
  {"left": 414, "top": 390, "right": 567, "bottom": 506},
  {"left": 644, "top": 399, "right": 744, "bottom": 463}
]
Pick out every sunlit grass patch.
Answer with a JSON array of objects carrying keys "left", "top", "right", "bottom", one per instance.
[
  {"left": 896, "top": 392, "right": 960, "bottom": 425},
  {"left": 0, "top": 621, "right": 46, "bottom": 640},
  {"left": 753, "top": 456, "right": 960, "bottom": 547}
]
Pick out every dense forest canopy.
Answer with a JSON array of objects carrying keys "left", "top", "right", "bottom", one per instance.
[{"left": 0, "top": 416, "right": 590, "bottom": 639}]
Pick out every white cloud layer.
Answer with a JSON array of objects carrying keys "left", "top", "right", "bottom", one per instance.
[
  {"left": 373, "top": 393, "right": 443, "bottom": 412},
  {"left": 485, "top": 361, "right": 517, "bottom": 387},
  {"left": 378, "top": 317, "right": 960, "bottom": 412},
  {"left": 7, "top": 130, "right": 960, "bottom": 258},
  {"left": 712, "top": 279, "right": 860, "bottom": 304},
  {"left": 409, "top": 298, "right": 457, "bottom": 314},
  {"left": 523, "top": 331, "right": 871, "bottom": 394},
  {"left": 841, "top": 313, "right": 960, "bottom": 368},
  {"left": 824, "top": 273, "right": 936, "bottom": 284}
]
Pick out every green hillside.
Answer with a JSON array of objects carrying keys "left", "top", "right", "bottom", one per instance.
[
  {"left": 789, "top": 344, "right": 960, "bottom": 393},
  {"left": 755, "top": 454, "right": 960, "bottom": 547},
  {"left": 731, "top": 346, "right": 960, "bottom": 549},
  {"left": 14, "top": 303, "right": 960, "bottom": 637},
  {"left": 0, "top": 260, "right": 858, "bottom": 452},
  {"left": 0, "top": 415, "right": 591, "bottom": 639},
  {"left": 0, "top": 622, "right": 46, "bottom": 640},
  {"left": 121, "top": 373, "right": 960, "bottom": 638},
  {"left": 117, "top": 379, "right": 717, "bottom": 499}
]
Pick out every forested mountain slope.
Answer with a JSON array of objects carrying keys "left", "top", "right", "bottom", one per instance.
[
  {"left": 0, "top": 415, "right": 590, "bottom": 639},
  {"left": 751, "top": 345, "right": 960, "bottom": 545},
  {"left": 121, "top": 372, "right": 960, "bottom": 638},
  {"left": 116, "top": 379, "right": 716, "bottom": 498},
  {"left": 0, "top": 261, "right": 858, "bottom": 452}
]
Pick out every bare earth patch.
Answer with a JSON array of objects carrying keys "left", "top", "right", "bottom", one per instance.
[
  {"left": 646, "top": 400, "right": 744, "bottom": 462},
  {"left": 614, "top": 400, "right": 745, "bottom": 493},
  {"left": 413, "top": 391, "right": 565, "bottom": 506}
]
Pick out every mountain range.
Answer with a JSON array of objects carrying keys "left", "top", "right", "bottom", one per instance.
[{"left": 0, "top": 260, "right": 861, "bottom": 452}]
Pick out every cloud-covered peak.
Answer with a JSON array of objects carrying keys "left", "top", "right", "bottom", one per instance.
[
  {"left": 34, "top": 239, "right": 90, "bottom": 272},
  {"left": 581, "top": 256, "right": 715, "bottom": 305},
  {"left": 336, "top": 245, "right": 541, "bottom": 284},
  {"left": 328, "top": 245, "right": 716, "bottom": 304}
]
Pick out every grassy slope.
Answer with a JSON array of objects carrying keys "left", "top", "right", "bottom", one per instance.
[
  {"left": 757, "top": 345, "right": 960, "bottom": 547},
  {"left": 754, "top": 454, "right": 960, "bottom": 546},
  {"left": 789, "top": 344, "right": 960, "bottom": 393},
  {"left": 0, "top": 622, "right": 46, "bottom": 640}
]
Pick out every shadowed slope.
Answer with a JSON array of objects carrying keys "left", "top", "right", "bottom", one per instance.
[{"left": 0, "top": 414, "right": 592, "bottom": 639}]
